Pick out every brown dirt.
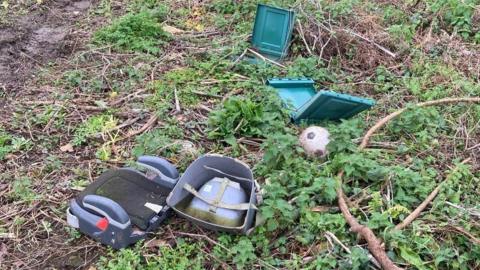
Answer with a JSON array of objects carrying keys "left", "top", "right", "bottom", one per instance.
[{"left": 0, "top": 0, "right": 93, "bottom": 92}]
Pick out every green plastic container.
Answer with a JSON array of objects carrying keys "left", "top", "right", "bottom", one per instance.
[
  {"left": 251, "top": 4, "right": 295, "bottom": 60},
  {"left": 267, "top": 78, "right": 375, "bottom": 123}
]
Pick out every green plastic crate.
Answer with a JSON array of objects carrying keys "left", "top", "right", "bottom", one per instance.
[
  {"left": 266, "top": 78, "right": 375, "bottom": 123},
  {"left": 251, "top": 4, "right": 295, "bottom": 59}
]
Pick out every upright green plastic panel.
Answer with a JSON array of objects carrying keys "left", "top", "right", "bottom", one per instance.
[
  {"left": 267, "top": 78, "right": 375, "bottom": 123},
  {"left": 251, "top": 4, "right": 295, "bottom": 59}
]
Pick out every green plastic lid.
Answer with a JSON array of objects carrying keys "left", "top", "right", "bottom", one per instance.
[
  {"left": 266, "top": 78, "right": 316, "bottom": 109},
  {"left": 251, "top": 4, "right": 295, "bottom": 59},
  {"left": 295, "top": 90, "right": 375, "bottom": 123},
  {"left": 266, "top": 78, "right": 375, "bottom": 123}
]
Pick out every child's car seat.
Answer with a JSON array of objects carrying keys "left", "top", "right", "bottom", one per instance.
[{"left": 66, "top": 156, "right": 179, "bottom": 249}]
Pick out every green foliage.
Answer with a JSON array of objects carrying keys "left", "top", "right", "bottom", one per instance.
[
  {"left": 208, "top": 0, "right": 257, "bottom": 32},
  {"left": 303, "top": 212, "right": 347, "bottom": 235},
  {"left": 333, "top": 152, "right": 387, "bottom": 182},
  {"left": 260, "top": 132, "right": 300, "bottom": 171},
  {"left": 316, "top": 0, "right": 360, "bottom": 18},
  {"left": 287, "top": 57, "right": 335, "bottom": 82},
  {"left": 133, "top": 129, "right": 179, "bottom": 157},
  {"left": 98, "top": 245, "right": 143, "bottom": 270},
  {"left": 207, "top": 92, "right": 287, "bottom": 146},
  {"left": 231, "top": 238, "right": 257, "bottom": 269},
  {"left": 428, "top": 0, "right": 477, "bottom": 39},
  {"left": 98, "top": 240, "right": 204, "bottom": 270},
  {"left": 346, "top": 247, "right": 371, "bottom": 270},
  {"left": 9, "top": 177, "right": 39, "bottom": 203},
  {"left": 146, "top": 239, "right": 204, "bottom": 270},
  {"left": 326, "top": 118, "right": 365, "bottom": 154},
  {"left": 94, "top": 9, "right": 171, "bottom": 54},
  {"left": 72, "top": 114, "right": 117, "bottom": 146},
  {"left": 399, "top": 245, "right": 428, "bottom": 270},
  {"left": 0, "top": 129, "right": 32, "bottom": 160}
]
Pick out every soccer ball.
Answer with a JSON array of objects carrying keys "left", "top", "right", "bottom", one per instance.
[{"left": 299, "top": 126, "right": 330, "bottom": 158}]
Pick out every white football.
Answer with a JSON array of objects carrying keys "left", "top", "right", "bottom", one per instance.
[{"left": 299, "top": 126, "right": 330, "bottom": 158}]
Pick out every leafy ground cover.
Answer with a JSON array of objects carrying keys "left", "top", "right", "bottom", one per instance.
[{"left": 1, "top": 0, "right": 479, "bottom": 269}]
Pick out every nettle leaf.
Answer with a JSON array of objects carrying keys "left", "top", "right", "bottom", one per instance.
[
  {"left": 349, "top": 247, "right": 370, "bottom": 270},
  {"left": 231, "top": 238, "right": 257, "bottom": 269},
  {"left": 207, "top": 94, "right": 287, "bottom": 144},
  {"left": 306, "top": 177, "right": 337, "bottom": 203},
  {"left": 367, "top": 212, "right": 392, "bottom": 230},
  {"left": 399, "top": 246, "right": 429, "bottom": 270}
]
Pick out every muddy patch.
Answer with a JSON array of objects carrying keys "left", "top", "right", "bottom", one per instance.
[{"left": 0, "top": 0, "right": 94, "bottom": 92}]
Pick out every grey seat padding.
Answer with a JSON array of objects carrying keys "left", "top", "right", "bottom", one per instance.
[{"left": 77, "top": 169, "right": 171, "bottom": 230}]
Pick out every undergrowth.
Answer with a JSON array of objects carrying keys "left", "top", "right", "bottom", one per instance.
[{"left": 94, "top": 7, "right": 171, "bottom": 54}]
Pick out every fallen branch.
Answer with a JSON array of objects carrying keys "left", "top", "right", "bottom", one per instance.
[
  {"left": 395, "top": 185, "right": 440, "bottom": 231},
  {"left": 336, "top": 97, "right": 480, "bottom": 270}
]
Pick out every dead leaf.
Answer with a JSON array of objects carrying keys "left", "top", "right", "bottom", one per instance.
[
  {"left": 162, "top": 25, "right": 184, "bottom": 35},
  {"left": 60, "top": 143, "right": 74, "bottom": 152},
  {"left": 87, "top": 266, "right": 97, "bottom": 270},
  {"left": 144, "top": 238, "right": 170, "bottom": 248}
]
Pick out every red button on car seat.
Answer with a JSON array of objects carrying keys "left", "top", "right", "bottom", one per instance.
[{"left": 96, "top": 217, "right": 109, "bottom": 231}]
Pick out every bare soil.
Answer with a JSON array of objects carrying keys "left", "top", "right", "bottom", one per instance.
[{"left": 0, "top": 0, "right": 93, "bottom": 91}]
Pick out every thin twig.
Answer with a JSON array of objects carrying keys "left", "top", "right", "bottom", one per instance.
[
  {"left": 109, "top": 89, "right": 148, "bottom": 107},
  {"left": 325, "top": 231, "right": 380, "bottom": 269},
  {"left": 445, "top": 201, "right": 480, "bottom": 218},
  {"left": 297, "top": 19, "right": 313, "bottom": 55},
  {"left": 230, "top": 48, "right": 248, "bottom": 68},
  {"left": 246, "top": 48, "right": 286, "bottom": 69},
  {"left": 342, "top": 28, "right": 396, "bottom": 58}
]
